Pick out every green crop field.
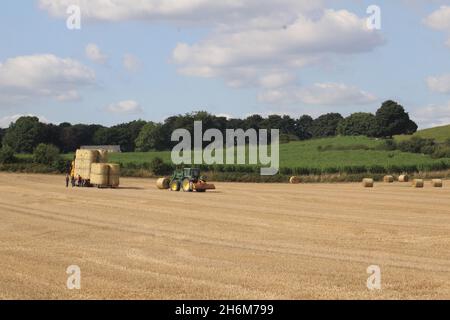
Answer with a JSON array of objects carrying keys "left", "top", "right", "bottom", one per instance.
[
  {"left": 277, "top": 136, "right": 446, "bottom": 169},
  {"left": 14, "top": 136, "right": 450, "bottom": 176},
  {"left": 395, "top": 124, "right": 450, "bottom": 142},
  {"left": 99, "top": 136, "right": 450, "bottom": 172}
]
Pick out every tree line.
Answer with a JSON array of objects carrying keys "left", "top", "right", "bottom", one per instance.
[{"left": 0, "top": 100, "right": 418, "bottom": 154}]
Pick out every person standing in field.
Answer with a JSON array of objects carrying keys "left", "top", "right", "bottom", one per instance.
[
  {"left": 69, "top": 160, "right": 76, "bottom": 187},
  {"left": 65, "top": 174, "right": 70, "bottom": 188}
]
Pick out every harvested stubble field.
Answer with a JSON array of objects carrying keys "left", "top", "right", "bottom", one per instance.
[{"left": 0, "top": 173, "right": 449, "bottom": 300}]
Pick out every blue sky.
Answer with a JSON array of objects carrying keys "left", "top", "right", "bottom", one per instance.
[{"left": 1, "top": 0, "right": 450, "bottom": 128}]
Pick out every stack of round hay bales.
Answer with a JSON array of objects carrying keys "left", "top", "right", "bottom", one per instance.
[
  {"left": 90, "top": 163, "right": 110, "bottom": 186},
  {"left": 109, "top": 164, "right": 120, "bottom": 187},
  {"left": 289, "top": 176, "right": 301, "bottom": 184},
  {"left": 383, "top": 175, "right": 394, "bottom": 183},
  {"left": 362, "top": 178, "right": 374, "bottom": 188},
  {"left": 399, "top": 174, "right": 409, "bottom": 182},
  {"left": 412, "top": 179, "right": 424, "bottom": 188},
  {"left": 74, "top": 150, "right": 99, "bottom": 179},
  {"left": 97, "top": 150, "right": 109, "bottom": 163},
  {"left": 431, "top": 179, "right": 443, "bottom": 188},
  {"left": 89, "top": 163, "right": 120, "bottom": 187},
  {"left": 156, "top": 178, "right": 170, "bottom": 190}
]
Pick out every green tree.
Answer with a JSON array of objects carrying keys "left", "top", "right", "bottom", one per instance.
[
  {"left": 375, "top": 100, "right": 418, "bottom": 137},
  {"left": 445, "top": 138, "right": 450, "bottom": 147},
  {"left": 337, "top": 112, "right": 380, "bottom": 137},
  {"left": 135, "top": 122, "right": 167, "bottom": 151},
  {"left": 310, "top": 113, "right": 343, "bottom": 138},
  {"left": 41, "top": 123, "right": 61, "bottom": 148},
  {"left": 0, "top": 145, "right": 16, "bottom": 164},
  {"left": 150, "top": 157, "right": 173, "bottom": 175},
  {"left": 59, "top": 124, "right": 103, "bottom": 153},
  {"left": 2, "top": 116, "right": 46, "bottom": 153},
  {"left": 397, "top": 136, "right": 436, "bottom": 154},
  {"left": 59, "top": 125, "right": 81, "bottom": 153},
  {"left": 93, "top": 120, "right": 146, "bottom": 152},
  {"left": 243, "top": 114, "right": 264, "bottom": 130},
  {"left": 261, "top": 115, "right": 296, "bottom": 135},
  {"left": 124, "top": 120, "right": 147, "bottom": 151},
  {"left": 226, "top": 118, "right": 245, "bottom": 130},
  {"left": 33, "top": 143, "right": 60, "bottom": 165},
  {"left": 0, "top": 128, "right": 5, "bottom": 147},
  {"left": 296, "top": 115, "right": 313, "bottom": 140}
]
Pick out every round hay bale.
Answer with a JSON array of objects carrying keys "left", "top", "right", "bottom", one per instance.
[
  {"left": 383, "top": 175, "right": 394, "bottom": 183},
  {"left": 74, "top": 159, "right": 93, "bottom": 180},
  {"left": 431, "top": 179, "right": 443, "bottom": 188},
  {"left": 90, "top": 174, "right": 109, "bottom": 186},
  {"left": 362, "top": 178, "right": 374, "bottom": 188},
  {"left": 412, "top": 179, "right": 424, "bottom": 188},
  {"left": 98, "top": 150, "right": 108, "bottom": 163},
  {"left": 82, "top": 150, "right": 99, "bottom": 161},
  {"left": 90, "top": 163, "right": 110, "bottom": 175},
  {"left": 399, "top": 174, "right": 409, "bottom": 183},
  {"left": 289, "top": 176, "right": 301, "bottom": 184},
  {"left": 75, "top": 149, "right": 85, "bottom": 159},
  {"left": 108, "top": 163, "right": 120, "bottom": 175},
  {"left": 156, "top": 178, "right": 170, "bottom": 190}
]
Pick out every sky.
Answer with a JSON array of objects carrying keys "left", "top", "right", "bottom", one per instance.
[{"left": 1, "top": 0, "right": 450, "bottom": 129}]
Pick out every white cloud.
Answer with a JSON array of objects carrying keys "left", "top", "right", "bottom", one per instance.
[
  {"left": 105, "top": 100, "right": 143, "bottom": 114},
  {"left": 39, "top": 0, "right": 322, "bottom": 24},
  {"left": 123, "top": 54, "right": 142, "bottom": 72},
  {"left": 172, "top": 9, "right": 384, "bottom": 90},
  {"left": 424, "top": 5, "right": 450, "bottom": 31},
  {"left": 0, "top": 54, "right": 95, "bottom": 105},
  {"left": 55, "top": 90, "right": 81, "bottom": 102},
  {"left": 85, "top": 43, "right": 108, "bottom": 64},
  {"left": 258, "top": 83, "right": 377, "bottom": 106},
  {"left": 0, "top": 114, "right": 50, "bottom": 128},
  {"left": 258, "top": 72, "right": 296, "bottom": 89},
  {"left": 412, "top": 102, "right": 450, "bottom": 128},
  {"left": 424, "top": 6, "right": 450, "bottom": 47},
  {"left": 39, "top": 1, "right": 383, "bottom": 105},
  {"left": 427, "top": 74, "right": 450, "bottom": 94}
]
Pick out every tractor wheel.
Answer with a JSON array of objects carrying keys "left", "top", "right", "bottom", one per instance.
[
  {"left": 170, "top": 181, "right": 180, "bottom": 192},
  {"left": 182, "top": 178, "right": 193, "bottom": 192}
]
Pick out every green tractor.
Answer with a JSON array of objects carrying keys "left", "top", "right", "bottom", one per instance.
[{"left": 168, "top": 168, "right": 215, "bottom": 192}]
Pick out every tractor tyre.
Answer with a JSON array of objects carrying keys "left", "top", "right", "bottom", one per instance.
[
  {"left": 182, "top": 178, "right": 193, "bottom": 192},
  {"left": 170, "top": 181, "right": 181, "bottom": 192}
]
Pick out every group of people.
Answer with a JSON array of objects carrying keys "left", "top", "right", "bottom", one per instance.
[
  {"left": 65, "top": 160, "right": 84, "bottom": 188},
  {"left": 65, "top": 174, "right": 81, "bottom": 188}
]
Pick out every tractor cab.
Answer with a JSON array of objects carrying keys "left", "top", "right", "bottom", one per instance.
[{"left": 184, "top": 168, "right": 200, "bottom": 179}]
